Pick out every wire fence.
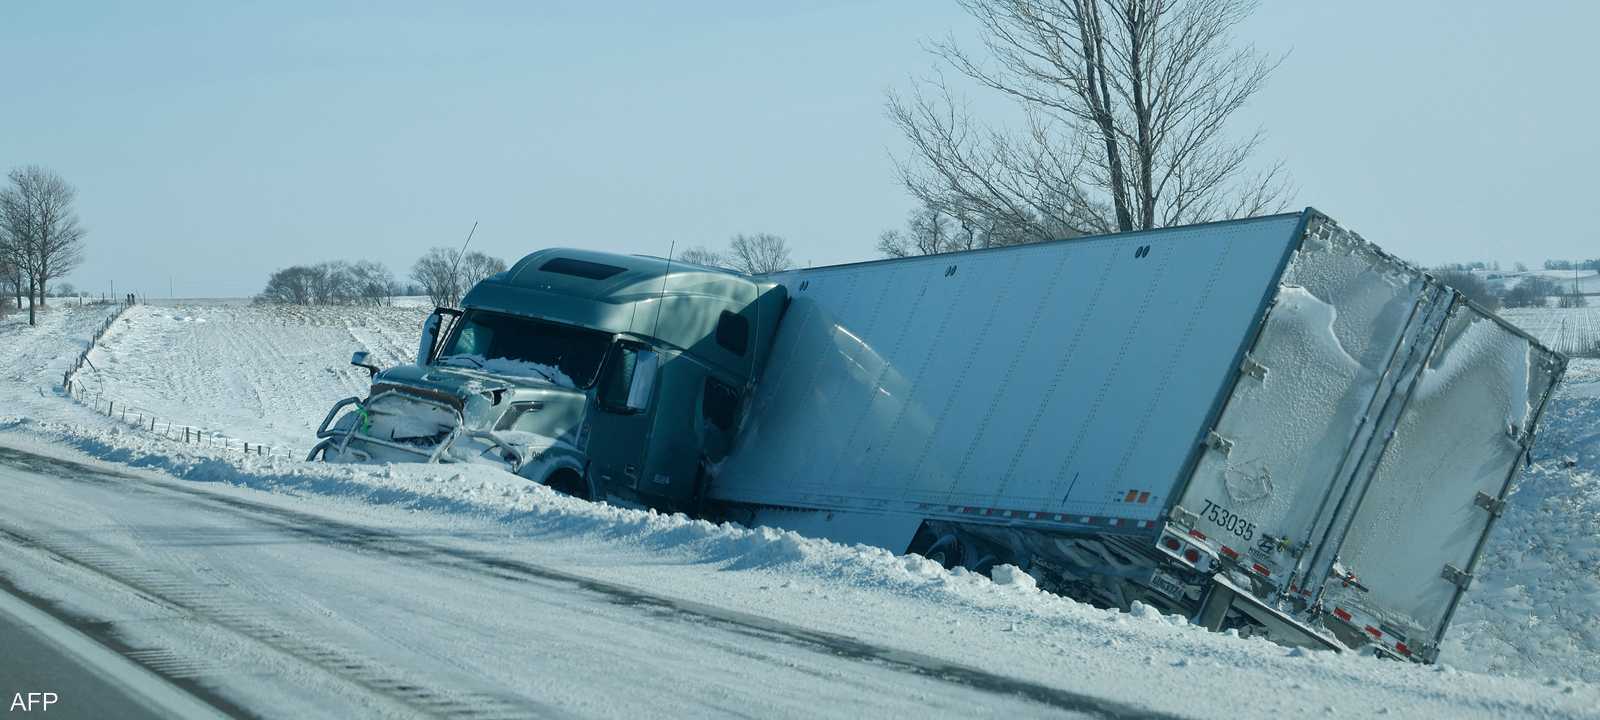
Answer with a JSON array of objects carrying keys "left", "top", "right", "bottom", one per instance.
[
  {"left": 60, "top": 300, "right": 130, "bottom": 390},
  {"left": 59, "top": 300, "right": 299, "bottom": 460}
]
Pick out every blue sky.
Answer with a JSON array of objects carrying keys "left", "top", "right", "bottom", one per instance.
[{"left": 2, "top": 1, "right": 1596, "bottom": 298}]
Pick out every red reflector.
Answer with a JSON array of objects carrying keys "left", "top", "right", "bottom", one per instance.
[
  {"left": 1137, "top": 491, "right": 1150, "bottom": 504},
  {"left": 1163, "top": 537, "right": 1181, "bottom": 551},
  {"left": 1188, "top": 528, "right": 1207, "bottom": 541},
  {"left": 1219, "top": 545, "right": 1239, "bottom": 559},
  {"left": 1333, "top": 607, "right": 1352, "bottom": 622},
  {"left": 1183, "top": 548, "right": 1200, "bottom": 564},
  {"left": 1251, "top": 563, "right": 1271, "bottom": 577},
  {"left": 1395, "top": 642, "right": 1411, "bottom": 656},
  {"left": 1365, "top": 626, "right": 1383, "bottom": 639}
]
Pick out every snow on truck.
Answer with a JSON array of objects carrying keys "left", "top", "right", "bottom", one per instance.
[{"left": 309, "top": 209, "right": 1564, "bottom": 663}]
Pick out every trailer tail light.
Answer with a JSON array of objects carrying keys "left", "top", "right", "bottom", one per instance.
[
  {"left": 1332, "top": 607, "right": 1353, "bottom": 622},
  {"left": 1394, "top": 642, "right": 1411, "bottom": 657},
  {"left": 1163, "top": 537, "right": 1182, "bottom": 551},
  {"left": 1183, "top": 548, "right": 1200, "bottom": 564}
]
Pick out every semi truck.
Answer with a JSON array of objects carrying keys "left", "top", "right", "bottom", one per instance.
[{"left": 309, "top": 209, "right": 1565, "bottom": 663}]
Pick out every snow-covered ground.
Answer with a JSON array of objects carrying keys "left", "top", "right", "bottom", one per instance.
[
  {"left": 77, "top": 303, "right": 429, "bottom": 452},
  {"left": 1501, "top": 306, "right": 1600, "bottom": 358},
  {"left": 2, "top": 301, "right": 1599, "bottom": 718}
]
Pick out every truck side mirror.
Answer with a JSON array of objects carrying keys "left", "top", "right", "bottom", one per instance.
[
  {"left": 416, "top": 307, "right": 463, "bottom": 366},
  {"left": 350, "top": 350, "right": 380, "bottom": 378},
  {"left": 624, "top": 351, "right": 658, "bottom": 412},
  {"left": 417, "top": 313, "right": 441, "bottom": 366},
  {"left": 600, "top": 344, "right": 658, "bottom": 414}
]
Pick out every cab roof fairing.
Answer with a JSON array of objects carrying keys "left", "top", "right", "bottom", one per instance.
[{"left": 460, "top": 248, "right": 787, "bottom": 383}]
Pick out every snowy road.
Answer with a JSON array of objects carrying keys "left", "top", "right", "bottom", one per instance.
[{"left": 0, "top": 443, "right": 1127, "bottom": 719}]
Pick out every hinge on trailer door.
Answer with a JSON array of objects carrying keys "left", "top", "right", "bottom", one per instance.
[
  {"left": 1440, "top": 564, "right": 1473, "bottom": 590},
  {"left": 1205, "top": 431, "right": 1234, "bottom": 456},
  {"left": 1507, "top": 422, "right": 1533, "bottom": 449},
  {"left": 1239, "top": 354, "right": 1268, "bottom": 380},
  {"left": 1473, "top": 491, "right": 1506, "bottom": 517}
]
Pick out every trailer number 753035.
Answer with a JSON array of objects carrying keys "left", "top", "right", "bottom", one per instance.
[{"left": 1199, "top": 498, "right": 1255, "bottom": 541}]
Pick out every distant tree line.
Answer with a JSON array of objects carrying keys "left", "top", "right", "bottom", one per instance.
[
  {"left": 0, "top": 166, "right": 86, "bottom": 325},
  {"left": 256, "top": 260, "right": 399, "bottom": 306},
  {"left": 1431, "top": 259, "right": 1598, "bottom": 311},
  {"left": 254, "top": 249, "right": 509, "bottom": 308}
]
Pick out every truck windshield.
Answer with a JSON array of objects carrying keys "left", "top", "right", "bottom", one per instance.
[{"left": 437, "top": 310, "right": 611, "bottom": 388}]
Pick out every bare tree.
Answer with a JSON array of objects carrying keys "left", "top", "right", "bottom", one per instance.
[
  {"left": 676, "top": 245, "right": 726, "bottom": 268},
  {"left": 410, "top": 248, "right": 506, "bottom": 308},
  {"left": 457, "top": 251, "right": 506, "bottom": 290},
  {"left": 256, "top": 266, "right": 320, "bottom": 305},
  {"left": 889, "top": 0, "right": 1289, "bottom": 245},
  {"left": 1433, "top": 269, "right": 1500, "bottom": 311},
  {"left": 411, "top": 248, "right": 461, "bottom": 308},
  {"left": 0, "top": 166, "right": 87, "bottom": 325},
  {"left": 0, "top": 249, "right": 17, "bottom": 315},
  {"left": 727, "top": 233, "right": 794, "bottom": 274},
  {"left": 349, "top": 260, "right": 396, "bottom": 306}
]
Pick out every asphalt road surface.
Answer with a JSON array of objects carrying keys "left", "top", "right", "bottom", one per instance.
[
  {"left": 0, "top": 442, "right": 1126, "bottom": 720},
  {"left": 0, "top": 583, "right": 220, "bottom": 720}
]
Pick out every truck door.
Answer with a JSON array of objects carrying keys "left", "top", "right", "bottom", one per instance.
[{"left": 586, "top": 340, "right": 659, "bottom": 497}]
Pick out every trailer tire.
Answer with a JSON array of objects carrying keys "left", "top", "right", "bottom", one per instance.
[{"left": 908, "top": 525, "right": 1003, "bottom": 576}]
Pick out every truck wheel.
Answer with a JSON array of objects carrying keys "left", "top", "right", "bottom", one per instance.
[{"left": 545, "top": 469, "right": 589, "bottom": 501}]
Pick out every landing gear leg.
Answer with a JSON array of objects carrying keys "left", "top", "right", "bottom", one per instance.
[{"left": 1196, "top": 577, "right": 1237, "bottom": 631}]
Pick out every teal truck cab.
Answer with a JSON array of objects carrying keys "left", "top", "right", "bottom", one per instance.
[{"left": 309, "top": 249, "right": 786, "bottom": 511}]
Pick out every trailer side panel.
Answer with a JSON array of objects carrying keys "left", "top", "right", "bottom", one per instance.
[{"left": 715, "top": 214, "right": 1305, "bottom": 530}]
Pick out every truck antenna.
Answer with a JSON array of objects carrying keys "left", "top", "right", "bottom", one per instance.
[
  {"left": 448, "top": 220, "right": 479, "bottom": 304},
  {"left": 652, "top": 241, "right": 675, "bottom": 338}
]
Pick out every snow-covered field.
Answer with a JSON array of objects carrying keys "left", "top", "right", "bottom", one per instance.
[
  {"left": 1502, "top": 306, "right": 1600, "bottom": 358},
  {"left": 2, "top": 301, "right": 1599, "bottom": 718},
  {"left": 77, "top": 303, "right": 429, "bottom": 452}
]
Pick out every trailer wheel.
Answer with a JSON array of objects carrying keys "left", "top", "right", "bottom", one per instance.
[
  {"left": 908, "top": 525, "right": 1004, "bottom": 576},
  {"left": 907, "top": 525, "right": 962, "bottom": 569}
]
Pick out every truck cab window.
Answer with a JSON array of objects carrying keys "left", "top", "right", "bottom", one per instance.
[{"left": 436, "top": 310, "right": 611, "bottom": 387}]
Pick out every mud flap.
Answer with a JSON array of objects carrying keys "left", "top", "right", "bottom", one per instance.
[{"left": 1196, "top": 575, "right": 1342, "bottom": 653}]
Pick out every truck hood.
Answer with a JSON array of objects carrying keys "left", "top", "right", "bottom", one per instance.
[
  {"left": 372, "top": 363, "right": 575, "bottom": 404},
  {"left": 363, "top": 363, "right": 589, "bottom": 448}
]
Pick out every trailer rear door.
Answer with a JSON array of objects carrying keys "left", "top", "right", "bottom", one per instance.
[
  {"left": 1316, "top": 304, "right": 1565, "bottom": 660},
  {"left": 1173, "top": 217, "right": 1436, "bottom": 581}
]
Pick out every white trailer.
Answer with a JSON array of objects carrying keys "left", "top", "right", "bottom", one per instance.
[{"left": 713, "top": 209, "right": 1564, "bottom": 660}]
